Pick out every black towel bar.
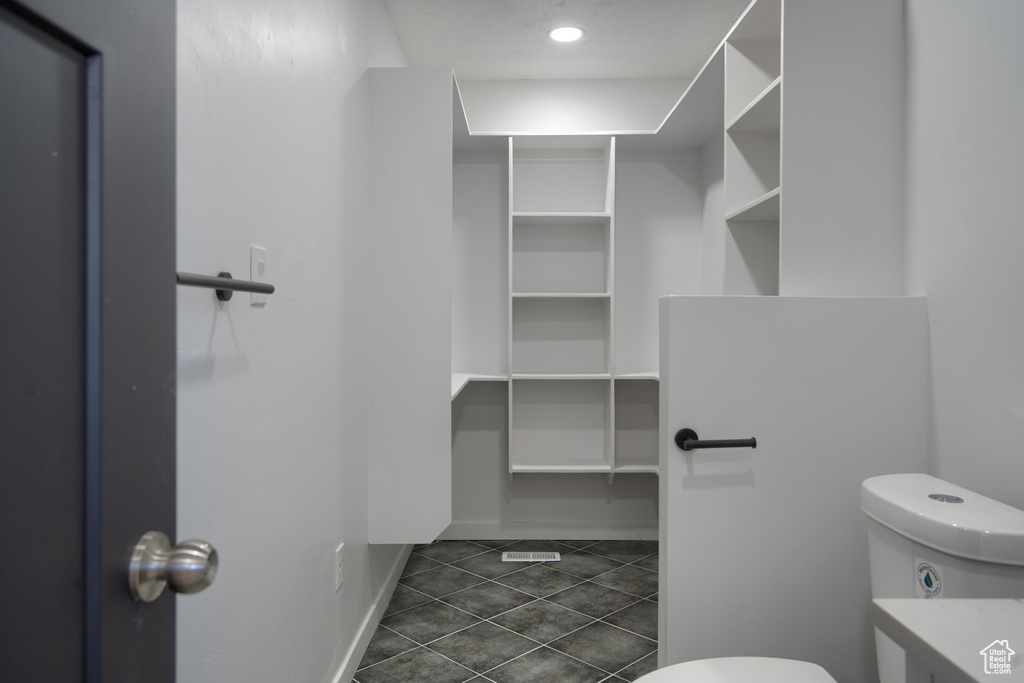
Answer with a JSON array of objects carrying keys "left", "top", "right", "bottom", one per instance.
[
  {"left": 675, "top": 428, "right": 757, "bottom": 451},
  {"left": 176, "top": 271, "right": 275, "bottom": 301}
]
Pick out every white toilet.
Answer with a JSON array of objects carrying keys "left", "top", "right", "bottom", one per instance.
[{"left": 635, "top": 473, "right": 1024, "bottom": 683}]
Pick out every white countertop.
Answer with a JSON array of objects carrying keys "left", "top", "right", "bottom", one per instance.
[{"left": 872, "top": 599, "right": 1024, "bottom": 682}]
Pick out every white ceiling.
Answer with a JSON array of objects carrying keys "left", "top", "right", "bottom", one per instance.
[{"left": 383, "top": 0, "right": 752, "bottom": 81}]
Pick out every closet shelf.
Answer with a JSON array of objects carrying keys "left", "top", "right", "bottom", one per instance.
[
  {"left": 511, "top": 461, "right": 611, "bottom": 474},
  {"left": 451, "top": 373, "right": 508, "bottom": 400},
  {"left": 612, "top": 465, "right": 660, "bottom": 474},
  {"left": 510, "top": 463, "right": 659, "bottom": 475},
  {"left": 725, "top": 187, "right": 780, "bottom": 222},
  {"left": 726, "top": 77, "right": 781, "bottom": 133},
  {"left": 512, "top": 212, "right": 611, "bottom": 224},
  {"left": 512, "top": 292, "right": 611, "bottom": 299},
  {"left": 511, "top": 373, "right": 612, "bottom": 381},
  {"left": 616, "top": 372, "right": 660, "bottom": 381}
]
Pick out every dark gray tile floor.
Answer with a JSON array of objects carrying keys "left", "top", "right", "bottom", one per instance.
[{"left": 353, "top": 540, "right": 659, "bottom": 683}]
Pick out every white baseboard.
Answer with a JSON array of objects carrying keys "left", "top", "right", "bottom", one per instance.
[
  {"left": 329, "top": 544, "right": 413, "bottom": 683},
  {"left": 438, "top": 521, "right": 658, "bottom": 541}
]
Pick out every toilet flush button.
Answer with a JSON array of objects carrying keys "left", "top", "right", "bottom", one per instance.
[{"left": 929, "top": 493, "right": 965, "bottom": 504}]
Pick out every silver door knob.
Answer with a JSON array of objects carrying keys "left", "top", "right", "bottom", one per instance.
[{"left": 129, "top": 530, "right": 218, "bottom": 602}]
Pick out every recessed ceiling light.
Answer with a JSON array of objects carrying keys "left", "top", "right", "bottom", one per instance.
[{"left": 548, "top": 26, "right": 584, "bottom": 43}]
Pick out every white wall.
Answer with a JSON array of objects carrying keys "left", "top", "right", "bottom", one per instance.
[
  {"left": 459, "top": 79, "right": 687, "bottom": 135},
  {"left": 175, "top": 2, "right": 409, "bottom": 682},
  {"left": 903, "top": 0, "right": 1024, "bottom": 509},
  {"left": 452, "top": 151, "right": 507, "bottom": 377},
  {"left": 700, "top": 137, "right": 726, "bottom": 295},
  {"left": 616, "top": 152, "right": 706, "bottom": 372}
]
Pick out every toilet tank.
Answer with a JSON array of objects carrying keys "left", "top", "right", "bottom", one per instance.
[
  {"left": 862, "top": 474, "right": 1024, "bottom": 683},
  {"left": 861, "top": 473, "right": 1024, "bottom": 600}
]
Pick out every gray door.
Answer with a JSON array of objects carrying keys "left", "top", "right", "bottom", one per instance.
[
  {"left": 659, "top": 296, "right": 929, "bottom": 682},
  {"left": 0, "top": 0, "right": 177, "bottom": 681}
]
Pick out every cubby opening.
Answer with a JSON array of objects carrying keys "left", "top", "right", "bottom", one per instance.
[
  {"left": 725, "top": 130, "right": 780, "bottom": 216},
  {"left": 614, "top": 379, "right": 659, "bottom": 472},
  {"left": 724, "top": 220, "right": 780, "bottom": 296},
  {"left": 512, "top": 136, "right": 613, "bottom": 214},
  {"left": 512, "top": 215, "right": 610, "bottom": 294},
  {"left": 724, "top": 0, "right": 781, "bottom": 122},
  {"left": 510, "top": 379, "right": 612, "bottom": 472},
  {"left": 725, "top": 43, "right": 780, "bottom": 123},
  {"left": 511, "top": 297, "right": 610, "bottom": 376}
]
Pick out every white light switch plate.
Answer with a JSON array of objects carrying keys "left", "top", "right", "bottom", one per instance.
[
  {"left": 250, "top": 245, "right": 267, "bottom": 306},
  {"left": 335, "top": 542, "right": 344, "bottom": 592}
]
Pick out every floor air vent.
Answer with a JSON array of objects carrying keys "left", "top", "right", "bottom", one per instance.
[{"left": 501, "top": 551, "right": 561, "bottom": 562}]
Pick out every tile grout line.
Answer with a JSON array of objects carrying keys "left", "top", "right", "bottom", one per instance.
[
  {"left": 352, "top": 624, "right": 422, "bottom": 674},
  {"left": 608, "top": 649, "right": 661, "bottom": 681},
  {"left": 594, "top": 610, "right": 659, "bottom": 644},
  {"left": 423, "top": 640, "right": 548, "bottom": 680},
  {"left": 540, "top": 620, "right": 658, "bottom": 678}
]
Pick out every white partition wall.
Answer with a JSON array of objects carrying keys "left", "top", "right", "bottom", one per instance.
[{"left": 659, "top": 296, "right": 928, "bottom": 681}]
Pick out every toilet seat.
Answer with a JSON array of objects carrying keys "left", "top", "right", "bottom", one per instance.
[{"left": 634, "top": 657, "right": 837, "bottom": 682}]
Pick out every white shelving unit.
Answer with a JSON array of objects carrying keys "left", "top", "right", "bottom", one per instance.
[
  {"left": 498, "top": 134, "right": 665, "bottom": 478},
  {"left": 618, "top": 0, "right": 780, "bottom": 297},
  {"left": 724, "top": 0, "right": 781, "bottom": 295},
  {"left": 507, "top": 136, "right": 623, "bottom": 475},
  {"left": 703, "top": 0, "right": 903, "bottom": 297}
]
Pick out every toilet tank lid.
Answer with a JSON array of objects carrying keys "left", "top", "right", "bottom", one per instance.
[{"left": 862, "top": 474, "right": 1024, "bottom": 566}]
